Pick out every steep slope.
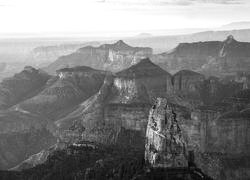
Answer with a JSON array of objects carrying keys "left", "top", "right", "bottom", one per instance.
[
  {"left": 0, "top": 144, "right": 145, "bottom": 180},
  {"left": 153, "top": 35, "right": 250, "bottom": 76},
  {"left": 16, "top": 66, "right": 107, "bottom": 120},
  {"left": 0, "top": 66, "right": 107, "bottom": 169},
  {"left": 45, "top": 40, "right": 152, "bottom": 74},
  {"left": 0, "top": 110, "right": 56, "bottom": 169},
  {"left": 0, "top": 66, "right": 50, "bottom": 109}
]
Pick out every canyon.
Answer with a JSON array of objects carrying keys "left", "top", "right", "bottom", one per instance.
[{"left": 0, "top": 36, "right": 249, "bottom": 179}]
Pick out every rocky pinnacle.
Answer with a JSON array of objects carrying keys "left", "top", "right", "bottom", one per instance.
[{"left": 145, "top": 98, "right": 187, "bottom": 168}]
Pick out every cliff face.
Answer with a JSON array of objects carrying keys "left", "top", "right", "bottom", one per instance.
[{"left": 45, "top": 40, "right": 153, "bottom": 74}]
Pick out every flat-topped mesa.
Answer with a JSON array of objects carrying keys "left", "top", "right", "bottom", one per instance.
[{"left": 145, "top": 98, "right": 188, "bottom": 168}]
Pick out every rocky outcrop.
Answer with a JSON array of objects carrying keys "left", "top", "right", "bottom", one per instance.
[
  {"left": 145, "top": 98, "right": 187, "bottom": 168},
  {"left": 45, "top": 40, "right": 152, "bottom": 74},
  {"left": 0, "top": 66, "right": 50, "bottom": 109}
]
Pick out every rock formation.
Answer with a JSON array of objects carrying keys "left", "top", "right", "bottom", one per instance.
[
  {"left": 145, "top": 98, "right": 187, "bottom": 168},
  {"left": 56, "top": 58, "right": 172, "bottom": 148},
  {"left": 16, "top": 66, "right": 106, "bottom": 120},
  {"left": 45, "top": 40, "right": 152, "bottom": 74},
  {"left": 152, "top": 35, "right": 250, "bottom": 76},
  {"left": 30, "top": 42, "right": 100, "bottom": 66}
]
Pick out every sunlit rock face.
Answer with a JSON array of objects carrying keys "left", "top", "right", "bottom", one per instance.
[
  {"left": 240, "top": 73, "right": 250, "bottom": 89},
  {"left": 145, "top": 98, "right": 188, "bottom": 168},
  {"left": 45, "top": 40, "right": 152, "bottom": 74}
]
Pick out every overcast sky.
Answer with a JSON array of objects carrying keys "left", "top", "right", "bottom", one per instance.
[{"left": 0, "top": 0, "right": 250, "bottom": 36}]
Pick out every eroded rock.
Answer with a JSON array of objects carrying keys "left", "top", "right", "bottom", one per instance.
[{"left": 145, "top": 97, "right": 188, "bottom": 168}]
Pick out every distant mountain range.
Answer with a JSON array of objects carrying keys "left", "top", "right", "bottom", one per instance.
[
  {"left": 219, "top": 21, "right": 250, "bottom": 30},
  {"left": 44, "top": 40, "right": 152, "bottom": 74},
  {"left": 43, "top": 35, "right": 250, "bottom": 77},
  {"left": 1, "top": 27, "right": 250, "bottom": 82},
  {"left": 153, "top": 35, "right": 250, "bottom": 76},
  {"left": 125, "top": 28, "right": 250, "bottom": 53}
]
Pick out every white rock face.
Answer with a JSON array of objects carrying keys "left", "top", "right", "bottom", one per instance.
[{"left": 145, "top": 98, "right": 188, "bottom": 168}]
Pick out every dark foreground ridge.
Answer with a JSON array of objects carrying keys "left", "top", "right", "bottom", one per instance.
[{"left": 0, "top": 144, "right": 212, "bottom": 180}]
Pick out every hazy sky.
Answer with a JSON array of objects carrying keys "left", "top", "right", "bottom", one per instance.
[{"left": 0, "top": 0, "right": 250, "bottom": 36}]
